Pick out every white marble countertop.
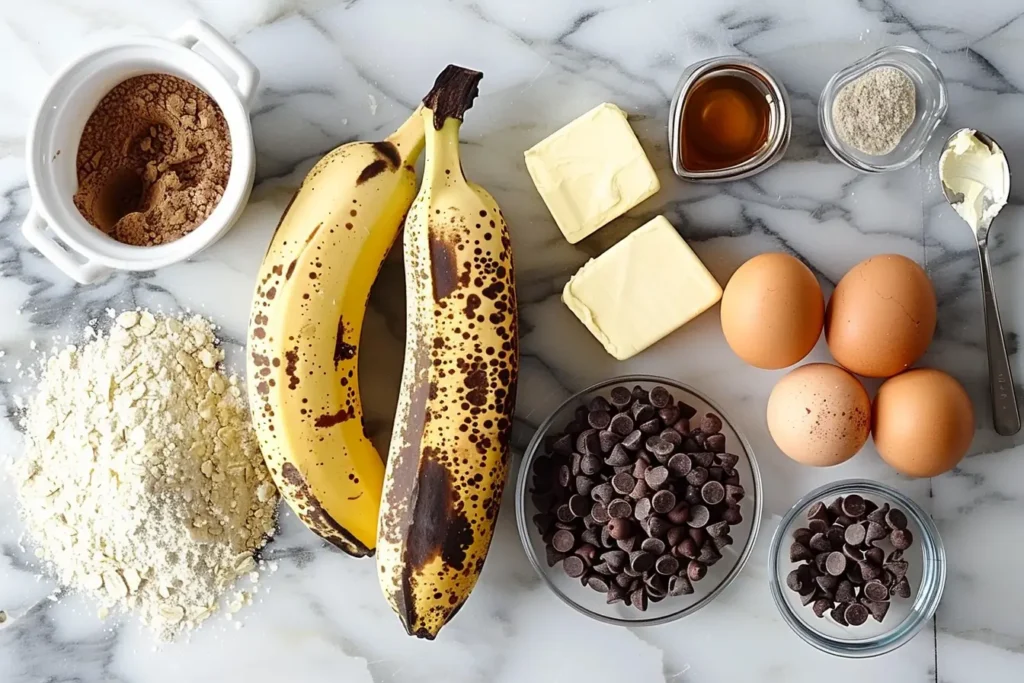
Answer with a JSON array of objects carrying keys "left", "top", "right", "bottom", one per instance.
[{"left": 2, "top": 1, "right": 1024, "bottom": 681}]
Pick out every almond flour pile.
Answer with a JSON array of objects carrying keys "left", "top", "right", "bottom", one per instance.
[{"left": 11, "top": 312, "right": 278, "bottom": 640}]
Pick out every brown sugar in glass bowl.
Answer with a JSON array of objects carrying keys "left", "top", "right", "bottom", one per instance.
[{"left": 73, "top": 73, "right": 232, "bottom": 247}]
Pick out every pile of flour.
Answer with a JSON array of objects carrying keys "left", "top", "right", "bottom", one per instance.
[{"left": 11, "top": 311, "right": 278, "bottom": 640}]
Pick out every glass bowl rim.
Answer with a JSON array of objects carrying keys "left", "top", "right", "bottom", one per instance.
[
  {"left": 514, "top": 374, "right": 764, "bottom": 627},
  {"left": 767, "top": 478, "right": 946, "bottom": 658},
  {"left": 818, "top": 45, "right": 948, "bottom": 174}
]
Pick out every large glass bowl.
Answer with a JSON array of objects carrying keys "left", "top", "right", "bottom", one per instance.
[
  {"left": 514, "top": 375, "right": 762, "bottom": 626},
  {"left": 768, "top": 480, "right": 946, "bottom": 657}
]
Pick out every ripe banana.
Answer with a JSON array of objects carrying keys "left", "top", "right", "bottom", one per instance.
[
  {"left": 247, "top": 109, "right": 424, "bottom": 557},
  {"left": 377, "top": 66, "right": 520, "bottom": 639}
]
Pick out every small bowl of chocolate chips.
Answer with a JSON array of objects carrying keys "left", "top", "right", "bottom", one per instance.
[
  {"left": 515, "top": 376, "right": 763, "bottom": 626},
  {"left": 768, "top": 480, "right": 946, "bottom": 657}
]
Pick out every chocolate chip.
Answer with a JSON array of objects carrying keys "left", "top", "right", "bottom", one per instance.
[
  {"left": 690, "top": 452, "right": 715, "bottom": 468},
  {"left": 581, "top": 528, "right": 600, "bottom": 547},
  {"left": 580, "top": 453, "right": 602, "bottom": 476},
  {"left": 600, "top": 549, "right": 628, "bottom": 571},
  {"left": 800, "top": 591, "right": 817, "bottom": 607},
  {"left": 807, "top": 501, "right": 829, "bottom": 523},
  {"left": 859, "top": 561, "right": 883, "bottom": 582},
  {"left": 611, "top": 472, "right": 635, "bottom": 495},
  {"left": 659, "top": 428, "right": 683, "bottom": 447},
  {"left": 865, "top": 546, "right": 884, "bottom": 567},
  {"left": 562, "top": 555, "right": 586, "bottom": 578},
  {"left": 812, "top": 598, "right": 833, "bottom": 618},
  {"left": 666, "top": 453, "right": 692, "bottom": 477},
  {"left": 842, "top": 543, "right": 864, "bottom": 562},
  {"left": 591, "top": 562, "right": 615, "bottom": 576},
  {"left": 610, "top": 386, "right": 632, "bottom": 408},
  {"left": 666, "top": 526, "right": 687, "bottom": 548},
  {"left": 606, "top": 586, "right": 626, "bottom": 605},
  {"left": 704, "top": 434, "right": 725, "bottom": 453},
  {"left": 890, "top": 528, "right": 913, "bottom": 550},
  {"left": 835, "top": 579, "right": 856, "bottom": 604},
  {"left": 587, "top": 575, "right": 611, "bottom": 593},
  {"left": 608, "top": 499, "right": 632, "bottom": 519},
  {"left": 629, "top": 550, "right": 654, "bottom": 572},
  {"left": 647, "top": 438, "right": 675, "bottom": 459},
  {"left": 552, "top": 529, "right": 575, "bottom": 553},
  {"left": 616, "top": 536, "right": 637, "bottom": 553},
  {"left": 658, "top": 405, "right": 681, "bottom": 425},
  {"left": 545, "top": 546, "right": 567, "bottom": 567},
  {"left": 590, "top": 482, "right": 614, "bottom": 505},
  {"left": 629, "top": 479, "right": 651, "bottom": 501},
  {"left": 816, "top": 574, "right": 839, "bottom": 596},
  {"left": 815, "top": 552, "right": 831, "bottom": 574},
  {"left": 687, "top": 559, "right": 708, "bottom": 582},
  {"left": 621, "top": 430, "right": 643, "bottom": 451},
  {"left": 647, "top": 516, "right": 670, "bottom": 538},
  {"left": 713, "top": 534, "right": 734, "bottom": 551},
  {"left": 846, "top": 561, "right": 864, "bottom": 585},
  {"left": 864, "top": 580, "right": 889, "bottom": 602},
  {"left": 576, "top": 429, "right": 599, "bottom": 456},
  {"left": 576, "top": 543, "right": 599, "bottom": 565},
  {"left": 826, "top": 496, "right": 845, "bottom": 520},
  {"left": 893, "top": 576, "right": 912, "bottom": 599},
  {"left": 701, "top": 480, "right": 726, "bottom": 505},
  {"left": 833, "top": 515, "right": 854, "bottom": 528},
  {"left": 631, "top": 402, "right": 655, "bottom": 423},
  {"left": 845, "top": 602, "right": 869, "bottom": 626},
  {"left": 532, "top": 513, "right": 554, "bottom": 536},
  {"left": 825, "top": 551, "right": 847, "bottom": 576},
  {"left": 687, "top": 504, "right": 710, "bottom": 528},
  {"left": 865, "top": 598, "right": 890, "bottom": 622},
  {"left": 787, "top": 569, "right": 804, "bottom": 592},
  {"left": 700, "top": 413, "right": 723, "bottom": 434},
  {"left": 652, "top": 489, "right": 677, "bottom": 514},
  {"left": 841, "top": 494, "right": 867, "bottom": 519},
  {"left": 644, "top": 466, "right": 669, "bottom": 489},
  {"left": 655, "top": 555, "right": 680, "bottom": 576},
  {"left": 685, "top": 467, "right": 709, "bottom": 487},
  {"left": 598, "top": 430, "right": 622, "bottom": 454},
  {"left": 634, "top": 497, "right": 653, "bottom": 521},
  {"left": 682, "top": 485, "right": 703, "bottom": 505},
  {"left": 808, "top": 518, "right": 829, "bottom": 534},
  {"left": 791, "top": 542, "right": 814, "bottom": 562},
  {"left": 830, "top": 605, "right": 849, "bottom": 626},
  {"left": 677, "top": 538, "right": 700, "bottom": 560},
  {"left": 630, "top": 588, "right": 648, "bottom": 611},
  {"left": 669, "top": 575, "right": 694, "bottom": 596},
  {"left": 844, "top": 522, "right": 867, "bottom": 547},
  {"left": 587, "top": 410, "right": 611, "bottom": 431},
  {"left": 607, "top": 517, "right": 632, "bottom": 540},
  {"left": 666, "top": 502, "right": 690, "bottom": 525},
  {"left": 555, "top": 504, "right": 574, "bottom": 524},
  {"left": 809, "top": 533, "right": 832, "bottom": 553},
  {"left": 827, "top": 526, "right": 846, "bottom": 550},
  {"left": 792, "top": 528, "right": 813, "bottom": 546},
  {"left": 638, "top": 419, "right": 662, "bottom": 436},
  {"left": 575, "top": 475, "right": 595, "bottom": 497},
  {"left": 706, "top": 521, "right": 730, "bottom": 538},
  {"left": 722, "top": 505, "right": 743, "bottom": 525},
  {"left": 884, "top": 560, "right": 909, "bottom": 582},
  {"left": 887, "top": 549, "right": 904, "bottom": 563},
  {"left": 867, "top": 502, "right": 890, "bottom": 526},
  {"left": 865, "top": 521, "right": 887, "bottom": 544}
]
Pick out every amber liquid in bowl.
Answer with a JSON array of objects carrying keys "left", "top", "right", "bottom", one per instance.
[{"left": 681, "top": 71, "right": 770, "bottom": 171}]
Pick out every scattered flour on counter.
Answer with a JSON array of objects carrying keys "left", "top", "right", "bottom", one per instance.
[{"left": 11, "top": 311, "right": 279, "bottom": 640}]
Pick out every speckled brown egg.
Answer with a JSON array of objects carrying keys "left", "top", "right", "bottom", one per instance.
[
  {"left": 767, "top": 363, "right": 871, "bottom": 467},
  {"left": 873, "top": 368, "right": 974, "bottom": 477},
  {"left": 825, "top": 254, "right": 936, "bottom": 378},
  {"left": 720, "top": 253, "right": 824, "bottom": 369}
]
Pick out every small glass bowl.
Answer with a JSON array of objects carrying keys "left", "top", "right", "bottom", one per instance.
[
  {"left": 515, "top": 375, "right": 763, "bottom": 626},
  {"left": 819, "top": 45, "right": 947, "bottom": 173},
  {"left": 768, "top": 480, "right": 946, "bottom": 658}
]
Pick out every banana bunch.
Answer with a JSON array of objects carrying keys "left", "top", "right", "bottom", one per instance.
[
  {"left": 376, "top": 66, "right": 519, "bottom": 639},
  {"left": 247, "top": 65, "right": 518, "bottom": 639},
  {"left": 246, "top": 104, "right": 424, "bottom": 556}
]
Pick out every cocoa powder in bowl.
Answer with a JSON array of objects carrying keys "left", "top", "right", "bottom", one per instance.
[{"left": 73, "top": 73, "right": 232, "bottom": 247}]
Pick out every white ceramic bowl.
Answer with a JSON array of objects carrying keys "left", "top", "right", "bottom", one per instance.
[{"left": 21, "top": 20, "right": 258, "bottom": 284}]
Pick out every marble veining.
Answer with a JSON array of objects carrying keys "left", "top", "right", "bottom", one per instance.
[{"left": 2, "top": 1, "right": 1024, "bottom": 681}]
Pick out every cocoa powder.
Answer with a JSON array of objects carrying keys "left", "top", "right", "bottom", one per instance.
[{"left": 73, "top": 73, "right": 232, "bottom": 247}]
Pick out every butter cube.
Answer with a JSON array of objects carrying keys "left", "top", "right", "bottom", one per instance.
[
  {"left": 525, "top": 103, "right": 660, "bottom": 244},
  {"left": 562, "top": 216, "right": 722, "bottom": 360}
]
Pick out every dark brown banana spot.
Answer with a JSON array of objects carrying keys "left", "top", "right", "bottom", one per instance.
[
  {"left": 256, "top": 381, "right": 269, "bottom": 395},
  {"left": 285, "top": 259, "right": 298, "bottom": 280},
  {"left": 405, "top": 454, "right": 475, "bottom": 573},
  {"left": 284, "top": 349, "right": 300, "bottom": 390},
  {"left": 279, "top": 463, "right": 372, "bottom": 557},
  {"left": 356, "top": 159, "right": 389, "bottom": 185},
  {"left": 463, "top": 293, "right": 481, "bottom": 319},
  {"left": 372, "top": 140, "right": 402, "bottom": 168},
  {"left": 429, "top": 235, "right": 459, "bottom": 301},
  {"left": 266, "top": 287, "right": 277, "bottom": 300},
  {"left": 253, "top": 327, "right": 266, "bottom": 339},
  {"left": 334, "top": 316, "right": 356, "bottom": 367},
  {"left": 314, "top": 405, "right": 354, "bottom": 428}
]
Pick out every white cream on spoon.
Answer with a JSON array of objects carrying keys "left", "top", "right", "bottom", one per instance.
[{"left": 939, "top": 128, "right": 1019, "bottom": 436}]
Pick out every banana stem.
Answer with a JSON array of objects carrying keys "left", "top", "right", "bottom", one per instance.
[{"left": 423, "top": 65, "right": 483, "bottom": 131}]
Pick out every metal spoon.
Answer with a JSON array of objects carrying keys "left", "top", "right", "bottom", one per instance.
[{"left": 939, "top": 128, "right": 1020, "bottom": 435}]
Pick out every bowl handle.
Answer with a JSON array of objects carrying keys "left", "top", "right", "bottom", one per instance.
[
  {"left": 21, "top": 206, "right": 111, "bottom": 285},
  {"left": 169, "top": 19, "right": 260, "bottom": 111}
]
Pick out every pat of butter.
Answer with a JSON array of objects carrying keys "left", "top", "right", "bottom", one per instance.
[
  {"left": 525, "top": 102, "right": 660, "bottom": 244},
  {"left": 562, "top": 216, "right": 722, "bottom": 360}
]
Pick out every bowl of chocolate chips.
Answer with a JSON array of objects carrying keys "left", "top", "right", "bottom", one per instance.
[
  {"left": 768, "top": 480, "right": 946, "bottom": 657},
  {"left": 515, "top": 376, "right": 762, "bottom": 626}
]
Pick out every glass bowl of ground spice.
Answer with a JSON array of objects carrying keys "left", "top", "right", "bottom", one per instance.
[{"left": 819, "top": 46, "right": 947, "bottom": 173}]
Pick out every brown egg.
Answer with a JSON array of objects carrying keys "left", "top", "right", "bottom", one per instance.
[
  {"left": 873, "top": 368, "right": 974, "bottom": 477},
  {"left": 766, "top": 363, "right": 871, "bottom": 466},
  {"left": 825, "top": 254, "right": 936, "bottom": 378},
  {"left": 721, "top": 253, "right": 824, "bottom": 369}
]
